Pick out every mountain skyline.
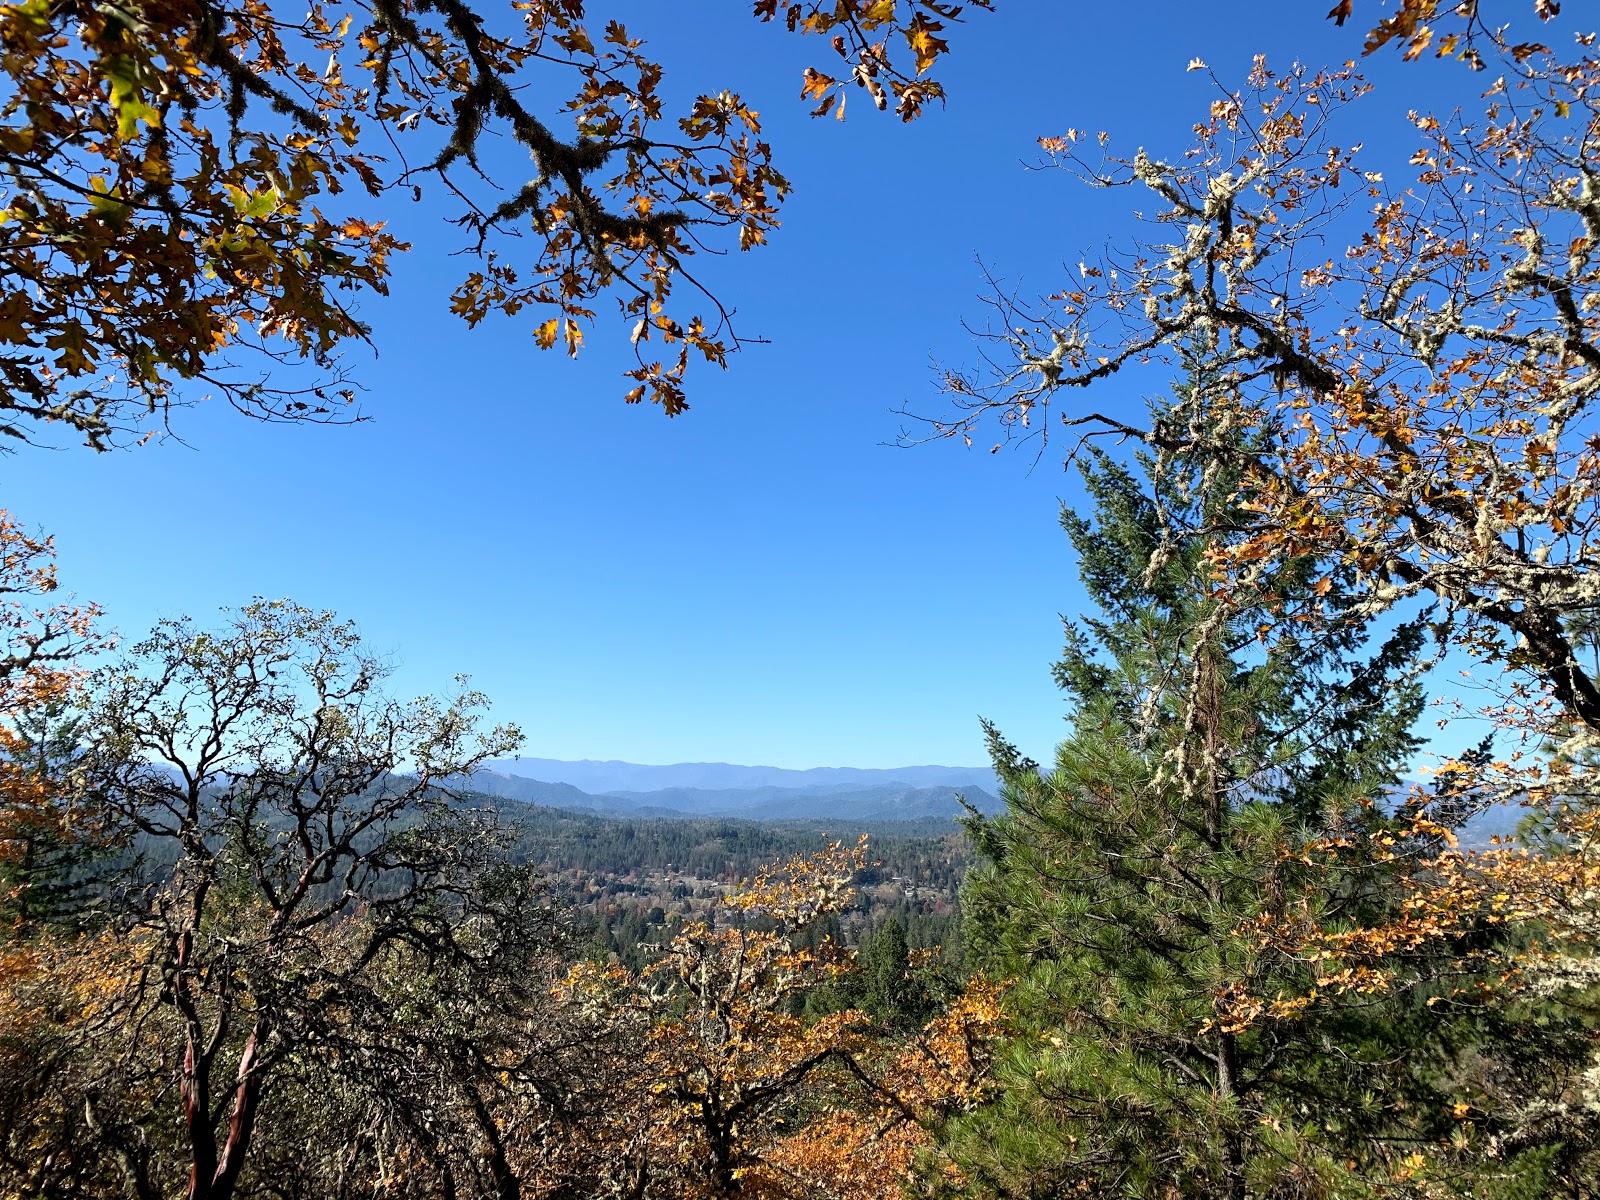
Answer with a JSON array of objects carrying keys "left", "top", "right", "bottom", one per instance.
[
  {"left": 469, "top": 757, "right": 1004, "bottom": 822},
  {"left": 463, "top": 759, "right": 1529, "bottom": 846},
  {"left": 483, "top": 757, "right": 1001, "bottom": 797}
]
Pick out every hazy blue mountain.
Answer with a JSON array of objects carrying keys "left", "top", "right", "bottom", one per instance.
[
  {"left": 462, "top": 769, "right": 1000, "bottom": 822},
  {"left": 482, "top": 757, "right": 1000, "bottom": 795},
  {"left": 461, "top": 772, "right": 662, "bottom": 816},
  {"left": 1457, "top": 801, "right": 1526, "bottom": 849}
]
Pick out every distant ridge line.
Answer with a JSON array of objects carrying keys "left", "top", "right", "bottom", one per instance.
[
  {"left": 484, "top": 756, "right": 1000, "bottom": 797},
  {"left": 466, "top": 771, "right": 1003, "bottom": 822}
]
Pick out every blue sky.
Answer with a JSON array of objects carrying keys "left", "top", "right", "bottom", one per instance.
[{"left": 4, "top": 2, "right": 1515, "bottom": 769}]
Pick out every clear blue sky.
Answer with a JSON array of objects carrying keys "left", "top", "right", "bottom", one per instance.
[{"left": 3, "top": 2, "right": 1511, "bottom": 769}]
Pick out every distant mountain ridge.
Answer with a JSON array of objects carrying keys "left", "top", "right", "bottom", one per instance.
[
  {"left": 461, "top": 759, "right": 1527, "bottom": 845},
  {"left": 465, "top": 759, "right": 1003, "bottom": 822},
  {"left": 483, "top": 757, "right": 1000, "bottom": 796}
]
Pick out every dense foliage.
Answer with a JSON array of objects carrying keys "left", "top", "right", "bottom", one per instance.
[
  {"left": 0, "top": 0, "right": 993, "bottom": 444},
  {"left": 950, "top": 362, "right": 1599, "bottom": 1197},
  {"left": 505, "top": 806, "right": 969, "bottom": 971}
]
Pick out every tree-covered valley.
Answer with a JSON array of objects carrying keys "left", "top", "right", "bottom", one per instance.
[{"left": 490, "top": 801, "right": 973, "bottom": 972}]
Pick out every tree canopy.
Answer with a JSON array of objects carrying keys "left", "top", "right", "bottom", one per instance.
[
  {"left": 9, "top": 0, "right": 1546, "bottom": 450},
  {"left": 0, "top": 0, "right": 995, "bottom": 449}
]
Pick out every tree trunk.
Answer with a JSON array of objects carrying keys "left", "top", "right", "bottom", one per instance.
[
  {"left": 1216, "top": 1030, "right": 1246, "bottom": 1200},
  {"left": 185, "top": 1020, "right": 267, "bottom": 1200}
]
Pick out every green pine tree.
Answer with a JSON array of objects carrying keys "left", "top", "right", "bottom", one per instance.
[
  {"left": 0, "top": 699, "right": 108, "bottom": 935},
  {"left": 942, "top": 357, "right": 1478, "bottom": 1199},
  {"left": 860, "top": 916, "right": 937, "bottom": 1029}
]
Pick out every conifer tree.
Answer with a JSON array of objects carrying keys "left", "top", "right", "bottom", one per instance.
[
  {"left": 943, "top": 356, "right": 1488, "bottom": 1198},
  {"left": 0, "top": 701, "right": 110, "bottom": 935},
  {"left": 861, "top": 917, "right": 936, "bottom": 1030}
]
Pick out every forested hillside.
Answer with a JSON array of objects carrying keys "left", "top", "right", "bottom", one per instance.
[{"left": 492, "top": 801, "right": 971, "bottom": 970}]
